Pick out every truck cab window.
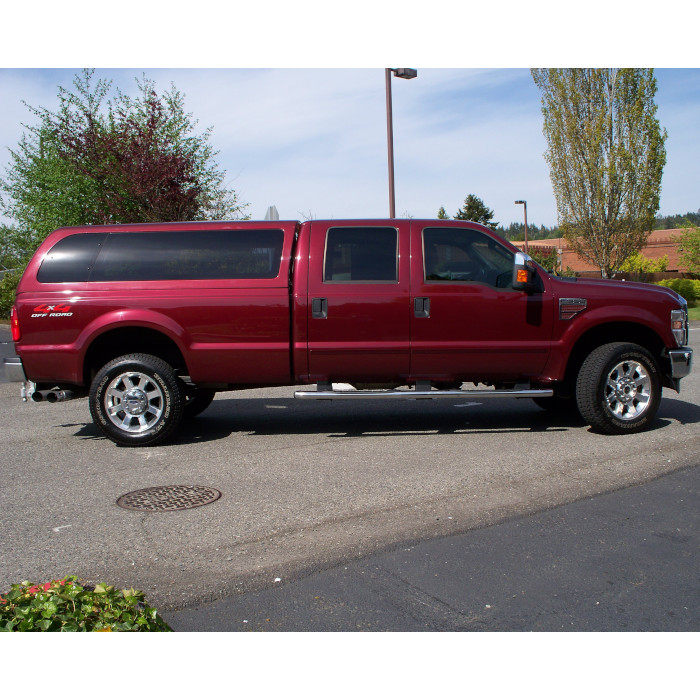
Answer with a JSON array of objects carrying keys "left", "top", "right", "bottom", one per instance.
[
  {"left": 423, "top": 227, "right": 514, "bottom": 289},
  {"left": 324, "top": 227, "right": 398, "bottom": 282}
]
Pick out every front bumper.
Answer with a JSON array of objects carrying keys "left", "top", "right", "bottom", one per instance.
[
  {"left": 668, "top": 347, "right": 693, "bottom": 381},
  {"left": 2, "top": 356, "right": 27, "bottom": 383}
]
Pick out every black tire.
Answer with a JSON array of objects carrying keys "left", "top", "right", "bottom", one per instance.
[
  {"left": 89, "top": 353, "right": 184, "bottom": 447},
  {"left": 182, "top": 388, "right": 216, "bottom": 419},
  {"left": 576, "top": 342, "right": 661, "bottom": 434}
]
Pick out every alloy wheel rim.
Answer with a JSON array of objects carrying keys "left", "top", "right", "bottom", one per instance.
[
  {"left": 104, "top": 372, "right": 164, "bottom": 433},
  {"left": 604, "top": 360, "right": 651, "bottom": 421}
]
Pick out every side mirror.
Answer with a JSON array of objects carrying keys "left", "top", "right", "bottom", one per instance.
[{"left": 512, "top": 252, "right": 537, "bottom": 292}]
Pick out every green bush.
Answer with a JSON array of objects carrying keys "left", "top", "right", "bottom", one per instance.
[
  {"left": 656, "top": 278, "right": 700, "bottom": 306},
  {"left": 0, "top": 267, "right": 23, "bottom": 319},
  {"left": 0, "top": 577, "right": 172, "bottom": 631},
  {"left": 619, "top": 252, "right": 669, "bottom": 274}
]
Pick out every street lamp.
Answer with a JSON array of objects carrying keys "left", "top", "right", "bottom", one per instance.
[
  {"left": 515, "top": 200, "right": 529, "bottom": 254},
  {"left": 386, "top": 68, "right": 417, "bottom": 218}
]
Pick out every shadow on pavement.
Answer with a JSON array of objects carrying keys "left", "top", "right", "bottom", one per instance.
[
  {"left": 171, "top": 396, "right": 581, "bottom": 444},
  {"left": 53, "top": 393, "right": 697, "bottom": 446}
]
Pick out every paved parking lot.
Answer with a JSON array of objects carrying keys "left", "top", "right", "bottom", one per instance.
[
  {"left": 167, "top": 463, "right": 699, "bottom": 631},
  {"left": 1, "top": 325, "right": 698, "bottom": 620}
]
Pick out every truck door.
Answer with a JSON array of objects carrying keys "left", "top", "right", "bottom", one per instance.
[
  {"left": 410, "top": 222, "right": 553, "bottom": 383},
  {"left": 306, "top": 221, "right": 411, "bottom": 383}
]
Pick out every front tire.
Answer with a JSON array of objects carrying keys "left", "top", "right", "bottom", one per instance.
[
  {"left": 89, "top": 354, "right": 184, "bottom": 447},
  {"left": 576, "top": 343, "right": 661, "bottom": 434}
]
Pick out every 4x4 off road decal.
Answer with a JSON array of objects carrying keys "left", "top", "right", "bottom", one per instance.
[{"left": 31, "top": 303, "right": 73, "bottom": 318}]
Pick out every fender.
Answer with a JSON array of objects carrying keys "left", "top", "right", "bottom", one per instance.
[
  {"left": 543, "top": 303, "right": 672, "bottom": 381},
  {"left": 78, "top": 308, "right": 190, "bottom": 355},
  {"left": 29, "top": 310, "right": 192, "bottom": 385}
]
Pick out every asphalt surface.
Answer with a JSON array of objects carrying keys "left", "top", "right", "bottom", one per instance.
[
  {"left": 165, "top": 463, "right": 699, "bottom": 631},
  {"left": 1, "top": 322, "right": 698, "bottom": 632},
  {"left": 0, "top": 324, "right": 14, "bottom": 380}
]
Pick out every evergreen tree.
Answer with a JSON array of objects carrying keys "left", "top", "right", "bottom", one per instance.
[{"left": 454, "top": 194, "right": 499, "bottom": 230}]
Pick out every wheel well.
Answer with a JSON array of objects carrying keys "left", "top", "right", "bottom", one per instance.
[
  {"left": 560, "top": 322, "right": 666, "bottom": 397},
  {"left": 83, "top": 327, "right": 188, "bottom": 385}
]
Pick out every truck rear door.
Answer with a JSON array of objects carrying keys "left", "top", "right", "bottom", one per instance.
[{"left": 306, "top": 221, "right": 411, "bottom": 383}]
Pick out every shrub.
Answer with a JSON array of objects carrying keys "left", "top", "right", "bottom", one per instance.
[
  {"left": 657, "top": 278, "right": 700, "bottom": 306},
  {"left": 619, "top": 252, "right": 668, "bottom": 274},
  {"left": 0, "top": 577, "right": 172, "bottom": 631},
  {"left": 0, "top": 267, "right": 23, "bottom": 319}
]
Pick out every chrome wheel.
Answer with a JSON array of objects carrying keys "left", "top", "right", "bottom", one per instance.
[
  {"left": 604, "top": 359, "right": 651, "bottom": 420},
  {"left": 90, "top": 354, "right": 184, "bottom": 447},
  {"left": 104, "top": 371, "right": 165, "bottom": 433},
  {"left": 576, "top": 342, "right": 661, "bottom": 435}
]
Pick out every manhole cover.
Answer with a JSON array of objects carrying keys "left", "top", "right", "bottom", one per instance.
[{"left": 116, "top": 485, "right": 222, "bottom": 512}]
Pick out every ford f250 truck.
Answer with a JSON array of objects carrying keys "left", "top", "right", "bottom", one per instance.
[{"left": 3, "top": 218, "right": 693, "bottom": 446}]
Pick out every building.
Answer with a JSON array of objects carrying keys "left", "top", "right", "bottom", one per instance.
[{"left": 513, "top": 229, "right": 687, "bottom": 276}]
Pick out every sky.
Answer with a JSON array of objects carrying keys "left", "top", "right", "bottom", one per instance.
[{"left": 1, "top": 4, "right": 698, "bottom": 230}]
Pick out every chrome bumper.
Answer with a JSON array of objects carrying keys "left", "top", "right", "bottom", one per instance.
[
  {"left": 668, "top": 348, "right": 693, "bottom": 380},
  {"left": 2, "top": 356, "right": 27, "bottom": 383}
]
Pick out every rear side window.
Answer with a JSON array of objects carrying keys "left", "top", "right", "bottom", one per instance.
[
  {"left": 324, "top": 227, "right": 398, "bottom": 282},
  {"left": 90, "top": 229, "right": 285, "bottom": 281},
  {"left": 37, "top": 233, "right": 107, "bottom": 283}
]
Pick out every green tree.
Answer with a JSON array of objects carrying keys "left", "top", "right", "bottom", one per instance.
[
  {"left": 454, "top": 194, "right": 499, "bottom": 230},
  {"left": 1, "top": 125, "right": 102, "bottom": 258},
  {"left": 675, "top": 223, "right": 700, "bottom": 275},
  {"left": 531, "top": 68, "right": 667, "bottom": 278},
  {"left": 655, "top": 210, "right": 700, "bottom": 229},
  {"left": 0, "top": 69, "right": 248, "bottom": 261},
  {"left": 437, "top": 206, "right": 449, "bottom": 219}
]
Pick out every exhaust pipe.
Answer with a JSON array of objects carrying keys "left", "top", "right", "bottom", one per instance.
[
  {"left": 46, "top": 390, "right": 74, "bottom": 403},
  {"left": 31, "top": 389, "right": 77, "bottom": 403}
]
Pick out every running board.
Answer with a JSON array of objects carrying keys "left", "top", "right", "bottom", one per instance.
[{"left": 294, "top": 382, "right": 553, "bottom": 401}]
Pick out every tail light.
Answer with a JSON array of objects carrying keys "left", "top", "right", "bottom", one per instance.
[{"left": 11, "top": 305, "right": 20, "bottom": 342}]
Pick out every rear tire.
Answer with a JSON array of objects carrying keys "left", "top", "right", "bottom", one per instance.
[
  {"left": 576, "top": 343, "right": 661, "bottom": 434},
  {"left": 89, "top": 353, "right": 184, "bottom": 447},
  {"left": 182, "top": 388, "right": 216, "bottom": 419}
]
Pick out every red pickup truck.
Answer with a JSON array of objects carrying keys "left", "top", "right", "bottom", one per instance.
[{"left": 3, "top": 218, "right": 693, "bottom": 446}]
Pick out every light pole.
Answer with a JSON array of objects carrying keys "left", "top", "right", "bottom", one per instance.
[
  {"left": 386, "top": 68, "right": 417, "bottom": 218},
  {"left": 515, "top": 200, "right": 529, "bottom": 254}
]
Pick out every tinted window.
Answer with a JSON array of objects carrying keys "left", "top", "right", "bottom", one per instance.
[
  {"left": 90, "top": 229, "right": 284, "bottom": 281},
  {"left": 324, "top": 227, "right": 398, "bottom": 282},
  {"left": 423, "top": 227, "right": 514, "bottom": 289},
  {"left": 37, "top": 233, "right": 107, "bottom": 283}
]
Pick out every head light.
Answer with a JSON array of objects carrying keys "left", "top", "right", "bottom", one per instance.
[{"left": 671, "top": 306, "right": 688, "bottom": 346}]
